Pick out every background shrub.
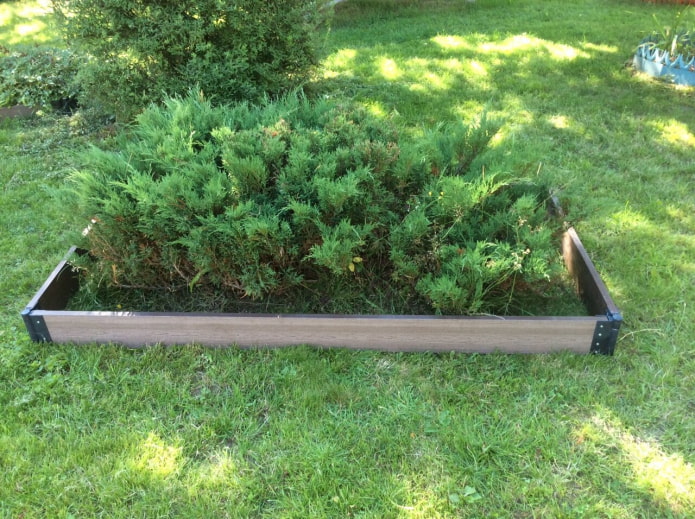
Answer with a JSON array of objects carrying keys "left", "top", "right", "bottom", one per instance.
[
  {"left": 52, "top": 0, "right": 331, "bottom": 120},
  {"left": 0, "top": 45, "right": 80, "bottom": 109},
  {"left": 71, "top": 93, "right": 562, "bottom": 315}
]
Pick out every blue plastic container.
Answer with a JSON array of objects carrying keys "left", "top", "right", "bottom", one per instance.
[{"left": 633, "top": 37, "right": 695, "bottom": 86}]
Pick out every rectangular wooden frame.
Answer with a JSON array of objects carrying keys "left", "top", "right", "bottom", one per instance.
[{"left": 22, "top": 228, "right": 622, "bottom": 354}]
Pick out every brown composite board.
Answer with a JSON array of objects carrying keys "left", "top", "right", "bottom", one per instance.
[
  {"left": 25, "top": 246, "right": 81, "bottom": 312},
  {"left": 38, "top": 311, "right": 601, "bottom": 353},
  {"left": 562, "top": 228, "right": 621, "bottom": 318}
]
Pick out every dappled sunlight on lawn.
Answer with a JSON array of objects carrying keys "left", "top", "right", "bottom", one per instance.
[
  {"left": 379, "top": 57, "right": 403, "bottom": 80},
  {"left": 406, "top": 63, "right": 452, "bottom": 92},
  {"left": 385, "top": 470, "right": 479, "bottom": 518},
  {"left": 365, "top": 100, "right": 389, "bottom": 118},
  {"left": 324, "top": 48, "right": 359, "bottom": 79},
  {"left": 665, "top": 206, "right": 695, "bottom": 235},
  {"left": 579, "top": 42, "right": 619, "bottom": 55},
  {"left": 576, "top": 412, "right": 695, "bottom": 515},
  {"left": 0, "top": 0, "right": 58, "bottom": 46},
  {"left": 321, "top": 28, "right": 616, "bottom": 125},
  {"left": 326, "top": 47, "right": 494, "bottom": 97},
  {"left": 0, "top": 0, "right": 51, "bottom": 22},
  {"left": 131, "top": 432, "right": 183, "bottom": 480},
  {"left": 609, "top": 205, "right": 695, "bottom": 264},
  {"left": 608, "top": 206, "right": 652, "bottom": 230},
  {"left": 450, "top": 99, "right": 487, "bottom": 121},
  {"left": 186, "top": 448, "right": 245, "bottom": 495},
  {"left": 12, "top": 20, "right": 47, "bottom": 39},
  {"left": 648, "top": 118, "right": 695, "bottom": 148},
  {"left": 602, "top": 205, "right": 695, "bottom": 332},
  {"left": 608, "top": 205, "right": 695, "bottom": 255},
  {"left": 547, "top": 114, "right": 574, "bottom": 130},
  {"left": 433, "top": 33, "right": 590, "bottom": 61}
]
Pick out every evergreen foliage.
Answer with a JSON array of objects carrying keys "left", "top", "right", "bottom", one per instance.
[
  {"left": 71, "top": 93, "right": 562, "bottom": 315},
  {"left": 0, "top": 46, "right": 80, "bottom": 109},
  {"left": 51, "top": 0, "right": 329, "bottom": 120}
]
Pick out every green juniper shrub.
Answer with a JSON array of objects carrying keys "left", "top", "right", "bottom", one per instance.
[
  {"left": 51, "top": 0, "right": 331, "bottom": 120},
  {"left": 0, "top": 46, "right": 81, "bottom": 110},
  {"left": 70, "top": 92, "right": 564, "bottom": 315}
]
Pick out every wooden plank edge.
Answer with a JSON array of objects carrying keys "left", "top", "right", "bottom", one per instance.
[
  {"left": 36, "top": 311, "right": 602, "bottom": 353},
  {"left": 562, "top": 228, "right": 622, "bottom": 355},
  {"left": 22, "top": 247, "right": 82, "bottom": 343},
  {"left": 24, "top": 246, "right": 81, "bottom": 312}
]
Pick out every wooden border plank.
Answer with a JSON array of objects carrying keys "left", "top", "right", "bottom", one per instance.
[
  {"left": 561, "top": 228, "right": 622, "bottom": 354},
  {"left": 38, "top": 311, "right": 601, "bottom": 353},
  {"left": 562, "top": 229, "right": 620, "bottom": 318},
  {"left": 23, "top": 246, "right": 81, "bottom": 312}
]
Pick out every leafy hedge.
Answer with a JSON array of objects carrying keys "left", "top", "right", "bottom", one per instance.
[
  {"left": 52, "top": 0, "right": 330, "bottom": 119},
  {"left": 0, "top": 46, "right": 80, "bottom": 109},
  {"left": 71, "top": 93, "right": 562, "bottom": 315}
]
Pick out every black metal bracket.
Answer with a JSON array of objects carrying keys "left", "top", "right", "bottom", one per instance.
[
  {"left": 590, "top": 311, "right": 622, "bottom": 355},
  {"left": 21, "top": 309, "right": 52, "bottom": 343}
]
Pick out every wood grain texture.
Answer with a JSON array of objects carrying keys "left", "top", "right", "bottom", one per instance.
[{"left": 40, "top": 311, "right": 601, "bottom": 353}]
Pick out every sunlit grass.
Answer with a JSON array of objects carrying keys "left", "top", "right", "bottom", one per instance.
[
  {"left": 378, "top": 56, "right": 403, "bottom": 80},
  {"left": 433, "top": 33, "right": 591, "bottom": 61},
  {"left": 0, "top": 0, "right": 61, "bottom": 46},
  {"left": 650, "top": 118, "right": 695, "bottom": 147},
  {"left": 132, "top": 432, "right": 183, "bottom": 479},
  {"left": 578, "top": 413, "right": 695, "bottom": 514},
  {"left": 1, "top": 0, "right": 695, "bottom": 517}
]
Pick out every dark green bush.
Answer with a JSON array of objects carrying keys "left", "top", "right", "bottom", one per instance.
[
  {"left": 52, "top": 0, "right": 330, "bottom": 120},
  {"left": 71, "top": 93, "right": 563, "bottom": 315},
  {"left": 0, "top": 46, "right": 80, "bottom": 109}
]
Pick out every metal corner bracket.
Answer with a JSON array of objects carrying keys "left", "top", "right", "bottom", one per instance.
[
  {"left": 590, "top": 311, "right": 622, "bottom": 355},
  {"left": 21, "top": 309, "right": 52, "bottom": 343}
]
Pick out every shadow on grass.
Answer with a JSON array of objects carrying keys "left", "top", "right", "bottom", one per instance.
[
  {"left": 308, "top": 2, "right": 695, "bottom": 515},
  {"left": 574, "top": 406, "right": 695, "bottom": 516},
  {"left": 317, "top": 0, "right": 695, "bottom": 339}
]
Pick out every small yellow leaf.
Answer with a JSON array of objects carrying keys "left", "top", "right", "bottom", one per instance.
[
  {"left": 348, "top": 262, "right": 355, "bottom": 272},
  {"left": 352, "top": 256, "right": 363, "bottom": 263}
]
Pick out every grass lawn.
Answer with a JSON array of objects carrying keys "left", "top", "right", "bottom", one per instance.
[{"left": 1, "top": 0, "right": 694, "bottom": 517}]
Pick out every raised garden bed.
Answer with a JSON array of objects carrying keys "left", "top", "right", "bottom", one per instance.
[{"left": 21, "top": 227, "right": 622, "bottom": 355}]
